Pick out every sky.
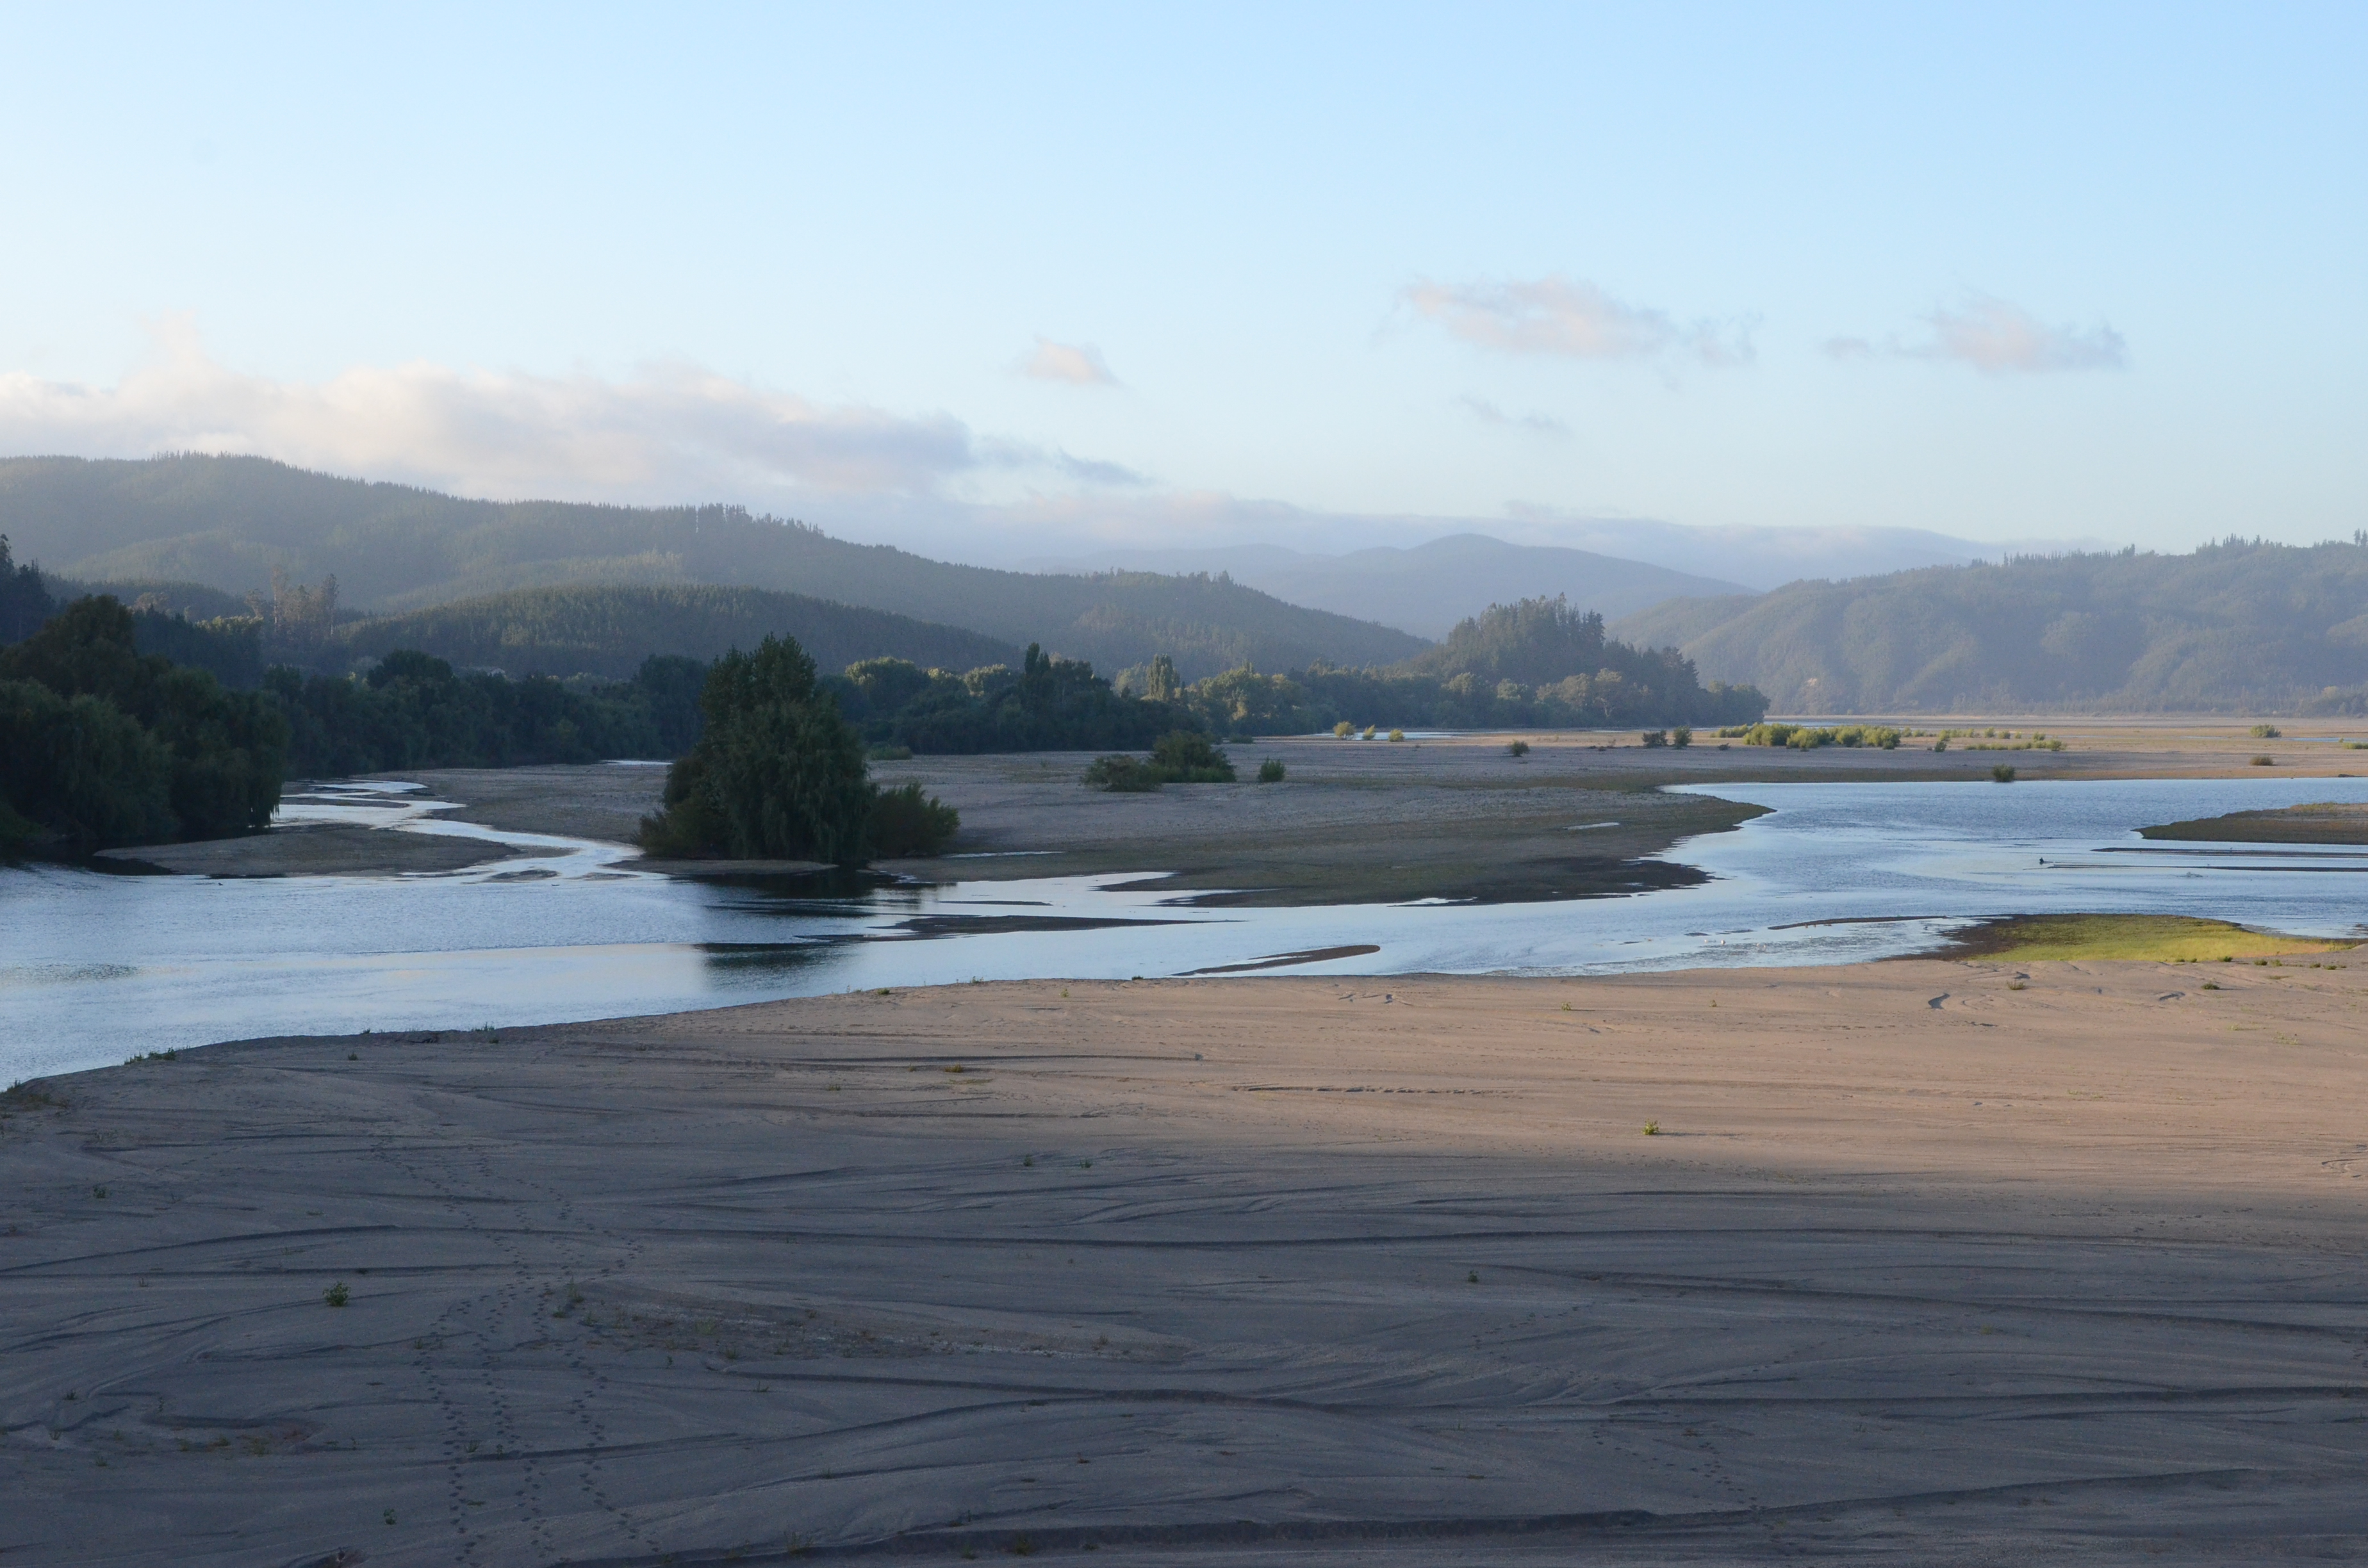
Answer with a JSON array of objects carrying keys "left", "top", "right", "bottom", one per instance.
[{"left": 1, "top": 1, "right": 2363, "bottom": 568}]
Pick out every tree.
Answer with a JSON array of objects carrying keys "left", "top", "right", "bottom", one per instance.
[
  {"left": 0, "top": 535, "right": 54, "bottom": 645},
  {"left": 641, "top": 634, "right": 876, "bottom": 862}
]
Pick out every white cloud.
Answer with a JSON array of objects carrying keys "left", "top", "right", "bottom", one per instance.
[
  {"left": 0, "top": 318, "right": 1148, "bottom": 503},
  {"left": 1019, "top": 337, "right": 1119, "bottom": 386},
  {"left": 1404, "top": 275, "right": 1754, "bottom": 366},
  {"left": 1456, "top": 396, "right": 1571, "bottom": 437},
  {"left": 1830, "top": 293, "right": 2126, "bottom": 373}
]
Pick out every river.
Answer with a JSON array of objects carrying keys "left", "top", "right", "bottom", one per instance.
[{"left": 6, "top": 774, "right": 2367, "bottom": 1082}]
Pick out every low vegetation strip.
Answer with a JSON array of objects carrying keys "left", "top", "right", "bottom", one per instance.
[
  {"left": 2140, "top": 803, "right": 2368, "bottom": 845},
  {"left": 1942, "top": 913, "right": 2356, "bottom": 962}
]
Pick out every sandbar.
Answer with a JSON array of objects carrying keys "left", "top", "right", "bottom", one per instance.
[{"left": 6, "top": 960, "right": 2367, "bottom": 1564}]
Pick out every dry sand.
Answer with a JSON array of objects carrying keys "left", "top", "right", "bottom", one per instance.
[{"left": 6, "top": 961, "right": 2367, "bottom": 1564}]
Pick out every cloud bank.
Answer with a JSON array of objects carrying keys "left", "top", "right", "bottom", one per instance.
[
  {"left": 1404, "top": 275, "right": 1754, "bottom": 366},
  {"left": 0, "top": 319, "right": 1147, "bottom": 505},
  {"left": 1827, "top": 292, "right": 2128, "bottom": 374},
  {"left": 1019, "top": 337, "right": 1118, "bottom": 386}
]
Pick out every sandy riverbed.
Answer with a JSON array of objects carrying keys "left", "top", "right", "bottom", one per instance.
[
  {"left": 5, "top": 960, "right": 2365, "bottom": 1564},
  {"left": 90, "top": 716, "right": 2368, "bottom": 897}
]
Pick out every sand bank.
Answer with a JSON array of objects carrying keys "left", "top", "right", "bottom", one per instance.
[{"left": 6, "top": 961, "right": 2367, "bottom": 1564}]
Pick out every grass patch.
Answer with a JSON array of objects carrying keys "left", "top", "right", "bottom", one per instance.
[
  {"left": 2141, "top": 803, "right": 2368, "bottom": 844},
  {"left": 1944, "top": 913, "right": 2356, "bottom": 962}
]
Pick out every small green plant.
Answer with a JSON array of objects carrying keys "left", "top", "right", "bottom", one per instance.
[
  {"left": 1991, "top": 764, "right": 2016, "bottom": 782},
  {"left": 1388, "top": 728, "right": 1405, "bottom": 742},
  {"left": 1641, "top": 1120, "right": 1661, "bottom": 1136},
  {"left": 325, "top": 1282, "right": 350, "bottom": 1308},
  {"left": 92, "top": 1184, "right": 108, "bottom": 1199},
  {"left": 1333, "top": 721, "right": 1354, "bottom": 737},
  {"left": 1933, "top": 737, "right": 1948, "bottom": 752},
  {"left": 2250, "top": 723, "right": 2281, "bottom": 739},
  {"left": 1467, "top": 1270, "right": 1479, "bottom": 1284},
  {"left": 1507, "top": 739, "right": 1530, "bottom": 757},
  {"left": 1670, "top": 726, "right": 1692, "bottom": 748},
  {"left": 2201, "top": 981, "right": 2220, "bottom": 989},
  {"left": 1257, "top": 758, "right": 1286, "bottom": 783},
  {"left": 1361, "top": 724, "right": 1376, "bottom": 739},
  {"left": 383, "top": 1509, "right": 396, "bottom": 1526},
  {"left": 2249, "top": 755, "right": 2274, "bottom": 766},
  {"left": 1640, "top": 729, "right": 1668, "bottom": 747}
]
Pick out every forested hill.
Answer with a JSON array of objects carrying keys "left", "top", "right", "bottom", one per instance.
[
  {"left": 0, "top": 455, "right": 1427, "bottom": 680},
  {"left": 1607, "top": 538, "right": 2368, "bottom": 714},
  {"left": 338, "top": 585, "right": 1020, "bottom": 682}
]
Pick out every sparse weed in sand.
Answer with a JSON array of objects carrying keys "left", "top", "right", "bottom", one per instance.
[
  {"left": 1507, "top": 739, "right": 1530, "bottom": 757},
  {"left": 324, "top": 1282, "right": 349, "bottom": 1308},
  {"left": 92, "top": 1185, "right": 108, "bottom": 1200},
  {"left": 1642, "top": 1121, "right": 1661, "bottom": 1136}
]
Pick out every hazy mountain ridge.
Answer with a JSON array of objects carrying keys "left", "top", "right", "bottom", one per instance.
[
  {"left": 1609, "top": 540, "right": 2368, "bottom": 713},
  {"left": 0, "top": 455, "right": 1427, "bottom": 681},
  {"left": 1017, "top": 534, "right": 1750, "bottom": 638}
]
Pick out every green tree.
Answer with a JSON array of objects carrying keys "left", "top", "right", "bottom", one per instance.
[{"left": 641, "top": 635, "right": 876, "bottom": 862}]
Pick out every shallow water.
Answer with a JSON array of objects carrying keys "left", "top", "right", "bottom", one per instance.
[{"left": 6, "top": 774, "right": 2368, "bottom": 1082}]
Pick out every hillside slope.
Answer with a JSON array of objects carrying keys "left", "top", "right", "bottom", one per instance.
[
  {"left": 1021, "top": 534, "right": 1750, "bottom": 637},
  {"left": 0, "top": 455, "right": 1427, "bottom": 680},
  {"left": 1607, "top": 540, "right": 2368, "bottom": 713},
  {"left": 338, "top": 584, "right": 1022, "bottom": 681}
]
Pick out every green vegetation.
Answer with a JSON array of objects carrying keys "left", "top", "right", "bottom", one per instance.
[
  {"left": 1168, "top": 598, "right": 1764, "bottom": 736},
  {"left": 266, "top": 651, "right": 700, "bottom": 776},
  {"left": 0, "top": 535, "right": 55, "bottom": 643},
  {"left": 636, "top": 634, "right": 958, "bottom": 862},
  {"left": 1506, "top": 739, "right": 1529, "bottom": 756},
  {"left": 2251, "top": 723, "right": 2282, "bottom": 738},
  {"left": 1257, "top": 758, "right": 1286, "bottom": 783},
  {"left": 1946, "top": 913, "right": 2356, "bottom": 962},
  {"left": 2251, "top": 754, "right": 2275, "bottom": 765},
  {"left": 337, "top": 582, "right": 1018, "bottom": 682},
  {"left": 2142, "top": 802, "right": 2368, "bottom": 844},
  {"left": 0, "top": 596, "right": 287, "bottom": 854},
  {"left": 832, "top": 644, "right": 1188, "bottom": 754},
  {"left": 1991, "top": 763, "right": 2016, "bottom": 782},
  {"left": 1083, "top": 730, "right": 1238, "bottom": 791},
  {"left": 0, "top": 454, "right": 1424, "bottom": 680},
  {"left": 1716, "top": 722, "right": 1902, "bottom": 749},
  {"left": 1611, "top": 536, "right": 2368, "bottom": 714}
]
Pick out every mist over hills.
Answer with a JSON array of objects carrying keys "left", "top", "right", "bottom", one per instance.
[
  {"left": 1609, "top": 539, "right": 2368, "bottom": 714},
  {"left": 0, "top": 455, "right": 1426, "bottom": 680},
  {"left": 1015, "top": 535, "right": 1748, "bottom": 639}
]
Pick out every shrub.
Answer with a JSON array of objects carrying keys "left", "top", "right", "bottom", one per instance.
[
  {"left": 1361, "top": 724, "right": 1376, "bottom": 739},
  {"left": 1333, "top": 721, "right": 1353, "bottom": 737},
  {"left": 1387, "top": 728, "right": 1405, "bottom": 742},
  {"left": 1640, "top": 729, "right": 1667, "bottom": 747},
  {"left": 1992, "top": 763, "right": 2016, "bottom": 782},
  {"left": 867, "top": 780, "right": 960, "bottom": 855},
  {"left": 1083, "top": 753, "right": 1163, "bottom": 791},
  {"left": 1256, "top": 758, "right": 1286, "bottom": 783},
  {"left": 2251, "top": 723, "right": 2282, "bottom": 738},
  {"left": 1151, "top": 730, "right": 1237, "bottom": 781},
  {"left": 2250, "top": 754, "right": 2275, "bottom": 766},
  {"left": 1671, "top": 726, "right": 1691, "bottom": 748},
  {"left": 1506, "top": 739, "right": 1529, "bottom": 756}
]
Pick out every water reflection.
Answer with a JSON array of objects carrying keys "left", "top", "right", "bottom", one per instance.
[{"left": 8, "top": 774, "right": 2368, "bottom": 1081}]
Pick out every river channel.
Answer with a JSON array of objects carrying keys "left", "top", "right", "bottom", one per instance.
[{"left": 6, "top": 774, "right": 2368, "bottom": 1083}]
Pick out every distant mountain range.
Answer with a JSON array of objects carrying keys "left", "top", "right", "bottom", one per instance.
[
  {"left": 1015, "top": 535, "right": 1749, "bottom": 640},
  {"left": 1609, "top": 539, "right": 2368, "bottom": 714},
  {"left": 0, "top": 455, "right": 1426, "bottom": 680}
]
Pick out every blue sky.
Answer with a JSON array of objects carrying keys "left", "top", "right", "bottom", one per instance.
[{"left": 2, "top": 2, "right": 2362, "bottom": 565}]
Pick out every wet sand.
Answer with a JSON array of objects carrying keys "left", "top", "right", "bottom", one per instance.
[{"left": 6, "top": 961, "right": 2367, "bottom": 1564}]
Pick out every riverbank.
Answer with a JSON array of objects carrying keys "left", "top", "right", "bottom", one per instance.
[
  {"left": 6, "top": 962, "right": 2365, "bottom": 1565},
  {"left": 88, "top": 717, "right": 2368, "bottom": 901}
]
